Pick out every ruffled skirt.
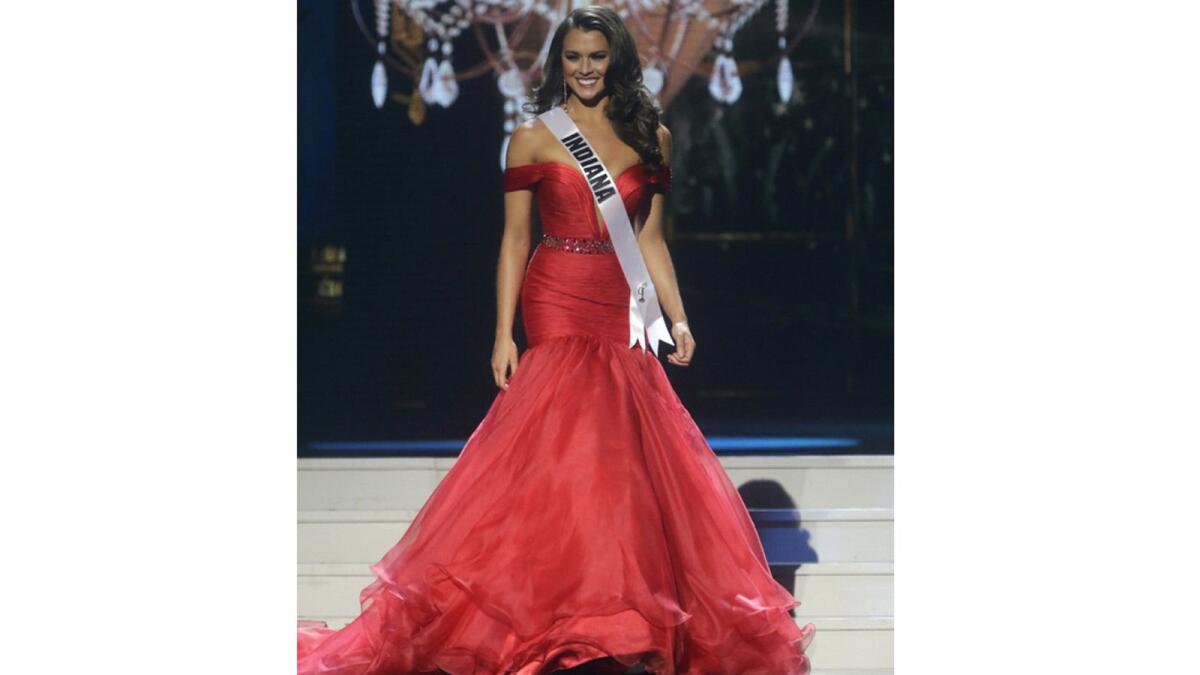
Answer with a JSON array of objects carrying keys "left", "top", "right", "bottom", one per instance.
[{"left": 297, "top": 246, "right": 815, "bottom": 674}]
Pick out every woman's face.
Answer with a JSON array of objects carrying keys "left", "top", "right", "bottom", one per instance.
[{"left": 561, "top": 28, "right": 610, "bottom": 102}]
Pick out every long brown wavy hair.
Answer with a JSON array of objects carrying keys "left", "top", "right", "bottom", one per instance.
[{"left": 522, "top": 6, "right": 665, "bottom": 172}]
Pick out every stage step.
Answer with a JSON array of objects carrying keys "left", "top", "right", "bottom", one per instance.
[
  {"left": 297, "top": 507, "right": 891, "bottom": 565},
  {"left": 299, "top": 455, "right": 893, "bottom": 511},
  {"left": 297, "top": 455, "right": 893, "bottom": 671}
]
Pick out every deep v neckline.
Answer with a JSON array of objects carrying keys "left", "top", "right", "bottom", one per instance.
[
  {"left": 533, "top": 162, "right": 646, "bottom": 237},
  {"left": 537, "top": 110, "right": 647, "bottom": 236},
  {"left": 577, "top": 162, "right": 637, "bottom": 238}
]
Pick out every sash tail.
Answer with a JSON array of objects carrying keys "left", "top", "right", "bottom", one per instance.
[
  {"left": 628, "top": 293, "right": 646, "bottom": 352},
  {"left": 641, "top": 283, "right": 675, "bottom": 357}
]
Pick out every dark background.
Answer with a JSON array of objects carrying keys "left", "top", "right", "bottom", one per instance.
[{"left": 298, "top": 0, "right": 893, "bottom": 454}]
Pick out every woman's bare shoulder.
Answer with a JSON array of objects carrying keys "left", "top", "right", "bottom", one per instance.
[
  {"left": 506, "top": 118, "right": 550, "bottom": 167},
  {"left": 657, "top": 123, "right": 673, "bottom": 162}
]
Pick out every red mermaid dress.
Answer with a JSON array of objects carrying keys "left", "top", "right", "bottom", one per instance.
[{"left": 297, "top": 161, "right": 816, "bottom": 674}]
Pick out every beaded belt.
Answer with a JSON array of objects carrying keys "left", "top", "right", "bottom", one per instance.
[{"left": 539, "top": 233, "right": 615, "bottom": 254}]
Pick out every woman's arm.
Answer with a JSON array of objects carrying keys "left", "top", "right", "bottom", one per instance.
[
  {"left": 638, "top": 124, "right": 695, "bottom": 367},
  {"left": 492, "top": 122, "right": 538, "bottom": 389}
]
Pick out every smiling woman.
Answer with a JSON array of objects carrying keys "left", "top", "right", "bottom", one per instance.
[
  {"left": 563, "top": 33, "right": 608, "bottom": 97},
  {"left": 296, "top": 6, "right": 815, "bottom": 675},
  {"left": 523, "top": 5, "right": 667, "bottom": 177}
]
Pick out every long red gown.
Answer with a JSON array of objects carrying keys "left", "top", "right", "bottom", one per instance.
[{"left": 297, "top": 160, "right": 816, "bottom": 674}]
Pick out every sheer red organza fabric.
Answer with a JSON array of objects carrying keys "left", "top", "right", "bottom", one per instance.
[{"left": 297, "top": 162, "right": 815, "bottom": 674}]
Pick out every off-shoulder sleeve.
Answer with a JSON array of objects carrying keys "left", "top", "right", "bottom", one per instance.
[
  {"left": 503, "top": 164, "right": 545, "bottom": 192},
  {"left": 645, "top": 164, "right": 672, "bottom": 195}
]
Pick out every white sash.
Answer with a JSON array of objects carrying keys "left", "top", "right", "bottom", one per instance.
[{"left": 537, "top": 106, "right": 675, "bottom": 357}]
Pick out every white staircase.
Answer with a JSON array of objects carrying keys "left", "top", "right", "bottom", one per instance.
[{"left": 298, "top": 455, "right": 893, "bottom": 674}]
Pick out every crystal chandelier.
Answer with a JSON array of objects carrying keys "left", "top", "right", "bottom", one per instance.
[{"left": 353, "top": 0, "right": 818, "bottom": 165}]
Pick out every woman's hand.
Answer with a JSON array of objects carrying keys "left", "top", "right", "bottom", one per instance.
[
  {"left": 666, "top": 321, "right": 695, "bottom": 367},
  {"left": 492, "top": 336, "right": 520, "bottom": 390}
]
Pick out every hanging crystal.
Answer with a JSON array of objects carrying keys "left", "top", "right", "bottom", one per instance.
[
  {"left": 725, "top": 55, "right": 744, "bottom": 103},
  {"left": 370, "top": 0, "right": 390, "bottom": 109},
  {"left": 371, "top": 60, "right": 388, "bottom": 109},
  {"left": 371, "top": 43, "right": 388, "bottom": 109},
  {"left": 775, "top": 0, "right": 791, "bottom": 104},
  {"left": 708, "top": 54, "right": 743, "bottom": 104},
  {"left": 777, "top": 56, "right": 793, "bottom": 104},
  {"left": 418, "top": 56, "right": 438, "bottom": 104},
  {"left": 707, "top": 55, "right": 724, "bottom": 102},
  {"left": 432, "top": 59, "right": 459, "bottom": 107},
  {"left": 498, "top": 66, "right": 524, "bottom": 99},
  {"left": 707, "top": 34, "right": 743, "bottom": 104}
]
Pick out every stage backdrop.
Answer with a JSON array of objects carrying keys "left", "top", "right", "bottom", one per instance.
[{"left": 298, "top": 0, "right": 893, "bottom": 453}]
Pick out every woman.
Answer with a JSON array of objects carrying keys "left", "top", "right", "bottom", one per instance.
[{"left": 298, "top": 7, "right": 815, "bottom": 674}]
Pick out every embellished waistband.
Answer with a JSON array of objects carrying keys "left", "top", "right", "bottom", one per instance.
[{"left": 539, "top": 234, "right": 615, "bottom": 254}]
